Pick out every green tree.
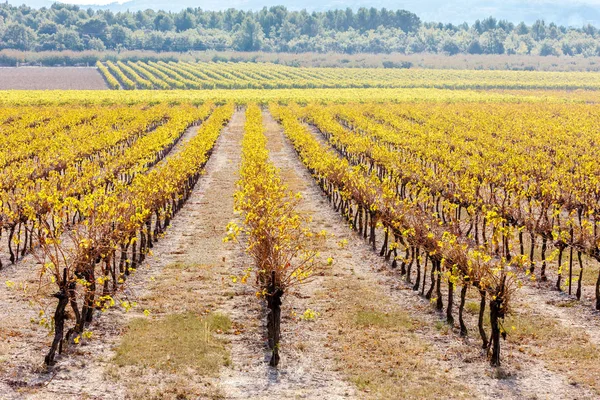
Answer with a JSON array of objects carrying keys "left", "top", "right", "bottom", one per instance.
[
  {"left": 440, "top": 37, "right": 460, "bottom": 55},
  {"left": 234, "top": 17, "right": 264, "bottom": 51},
  {"left": 301, "top": 14, "right": 321, "bottom": 37},
  {"left": 515, "top": 22, "right": 529, "bottom": 35},
  {"left": 467, "top": 39, "right": 483, "bottom": 54},
  {"left": 78, "top": 18, "right": 108, "bottom": 40},
  {"left": 582, "top": 24, "right": 596, "bottom": 37},
  {"left": 37, "top": 34, "right": 59, "bottom": 51},
  {"left": 154, "top": 13, "right": 174, "bottom": 32},
  {"left": 394, "top": 10, "right": 420, "bottom": 33},
  {"left": 107, "top": 25, "right": 131, "bottom": 49},
  {"left": 134, "top": 10, "right": 152, "bottom": 30},
  {"left": 175, "top": 11, "right": 196, "bottom": 32},
  {"left": 539, "top": 40, "right": 557, "bottom": 56},
  {"left": 561, "top": 41, "right": 573, "bottom": 56},
  {"left": 207, "top": 13, "right": 222, "bottom": 29},
  {"left": 481, "top": 16, "right": 497, "bottom": 32},
  {"left": 357, "top": 8, "right": 368, "bottom": 31},
  {"left": 279, "top": 19, "right": 299, "bottom": 42},
  {"left": 53, "top": 8, "right": 76, "bottom": 26},
  {"left": 86, "top": 37, "right": 106, "bottom": 51},
  {"left": 145, "top": 30, "right": 165, "bottom": 51},
  {"left": 480, "top": 29, "right": 506, "bottom": 54},
  {"left": 547, "top": 23, "right": 559, "bottom": 40},
  {"left": 2, "top": 23, "right": 36, "bottom": 50},
  {"left": 56, "top": 28, "right": 83, "bottom": 50},
  {"left": 531, "top": 20, "right": 546, "bottom": 41},
  {"left": 38, "top": 21, "right": 58, "bottom": 35}
]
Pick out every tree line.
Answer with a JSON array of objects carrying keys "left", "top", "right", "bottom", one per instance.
[{"left": 1, "top": 2, "right": 600, "bottom": 56}]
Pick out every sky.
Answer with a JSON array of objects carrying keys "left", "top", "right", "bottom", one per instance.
[
  {"left": 61, "top": 0, "right": 125, "bottom": 3},
  {"left": 53, "top": 0, "right": 600, "bottom": 6}
]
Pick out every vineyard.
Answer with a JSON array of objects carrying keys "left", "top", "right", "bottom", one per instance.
[
  {"left": 2, "top": 86, "right": 600, "bottom": 399},
  {"left": 96, "top": 60, "right": 600, "bottom": 90}
]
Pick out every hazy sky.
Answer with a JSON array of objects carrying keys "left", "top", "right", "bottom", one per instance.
[
  {"left": 60, "top": 0, "right": 125, "bottom": 4},
  {"left": 48, "top": 0, "right": 600, "bottom": 5}
]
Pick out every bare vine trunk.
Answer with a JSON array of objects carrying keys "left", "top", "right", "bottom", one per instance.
[
  {"left": 576, "top": 251, "right": 583, "bottom": 300},
  {"left": 267, "top": 272, "right": 283, "bottom": 367},
  {"left": 45, "top": 269, "right": 69, "bottom": 366},
  {"left": 459, "top": 285, "right": 468, "bottom": 336},
  {"left": 446, "top": 280, "right": 454, "bottom": 325},
  {"left": 478, "top": 290, "right": 488, "bottom": 349}
]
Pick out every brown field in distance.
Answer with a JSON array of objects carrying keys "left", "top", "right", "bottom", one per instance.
[{"left": 0, "top": 67, "right": 108, "bottom": 90}]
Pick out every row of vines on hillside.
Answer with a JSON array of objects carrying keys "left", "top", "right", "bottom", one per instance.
[{"left": 98, "top": 61, "right": 600, "bottom": 90}]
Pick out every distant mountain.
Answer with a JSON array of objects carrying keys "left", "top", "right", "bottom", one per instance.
[{"left": 7, "top": 0, "right": 600, "bottom": 27}]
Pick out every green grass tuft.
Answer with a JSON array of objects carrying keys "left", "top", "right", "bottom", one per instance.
[{"left": 114, "top": 312, "right": 231, "bottom": 374}]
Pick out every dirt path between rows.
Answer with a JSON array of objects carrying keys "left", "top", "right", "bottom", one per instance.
[
  {"left": 216, "top": 111, "right": 357, "bottom": 399},
  {"left": 518, "top": 282, "right": 600, "bottom": 345},
  {"left": 105, "top": 107, "right": 248, "bottom": 399}
]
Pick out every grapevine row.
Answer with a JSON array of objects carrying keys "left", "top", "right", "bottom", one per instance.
[
  {"left": 1, "top": 104, "right": 210, "bottom": 267},
  {"left": 270, "top": 104, "right": 516, "bottom": 366},
  {"left": 37, "top": 104, "right": 233, "bottom": 365},
  {"left": 226, "top": 104, "right": 319, "bottom": 367},
  {"left": 329, "top": 103, "right": 600, "bottom": 307},
  {"left": 96, "top": 61, "right": 120, "bottom": 90}
]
